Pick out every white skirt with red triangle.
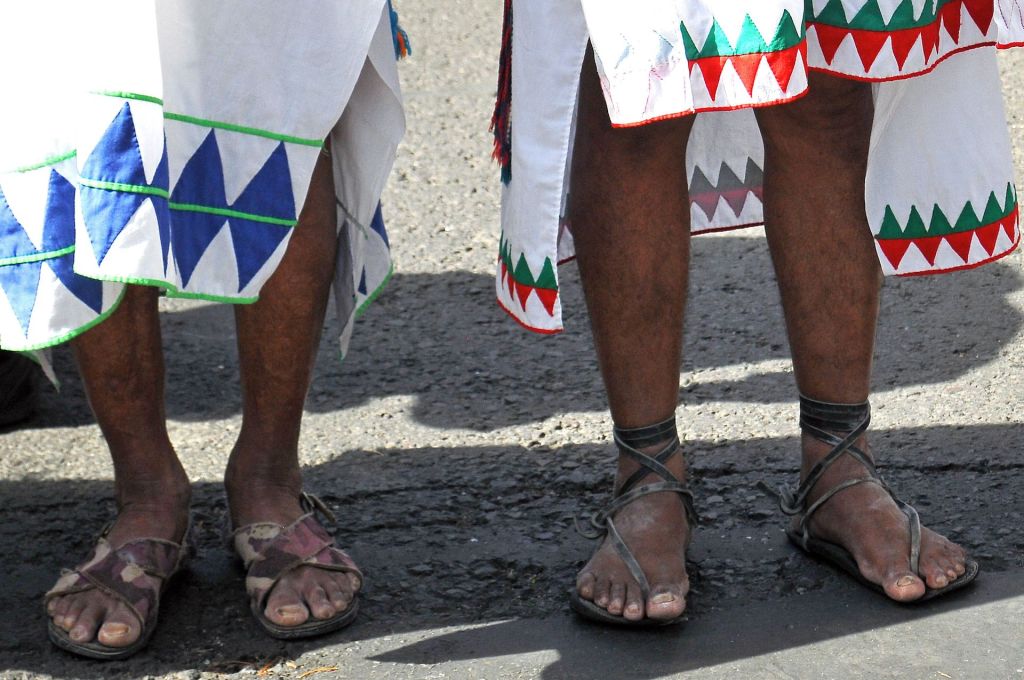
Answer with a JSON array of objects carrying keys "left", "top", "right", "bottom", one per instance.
[{"left": 493, "top": 0, "right": 1024, "bottom": 333}]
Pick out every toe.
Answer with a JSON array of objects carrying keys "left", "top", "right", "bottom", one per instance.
[
  {"left": 924, "top": 564, "right": 949, "bottom": 590},
  {"left": 623, "top": 583, "right": 645, "bottom": 622},
  {"left": 326, "top": 575, "right": 353, "bottom": 612},
  {"left": 58, "top": 599, "right": 87, "bottom": 633},
  {"left": 264, "top": 582, "right": 310, "bottom": 628},
  {"left": 607, "top": 583, "right": 626, "bottom": 616},
  {"left": 646, "top": 585, "right": 686, "bottom": 621},
  {"left": 576, "top": 572, "right": 596, "bottom": 600},
  {"left": 304, "top": 585, "right": 335, "bottom": 621},
  {"left": 97, "top": 602, "right": 141, "bottom": 648},
  {"left": 884, "top": 571, "right": 926, "bottom": 602},
  {"left": 592, "top": 577, "right": 612, "bottom": 608},
  {"left": 346, "top": 572, "right": 362, "bottom": 593},
  {"left": 69, "top": 602, "right": 103, "bottom": 644}
]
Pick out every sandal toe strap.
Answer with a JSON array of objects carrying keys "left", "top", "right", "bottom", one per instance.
[
  {"left": 45, "top": 536, "right": 188, "bottom": 627},
  {"left": 237, "top": 514, "right": 361, "bottom": 609}
]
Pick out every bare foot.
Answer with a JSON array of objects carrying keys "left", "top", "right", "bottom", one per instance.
[
  {"left": 226, "top": 478, "right": 360, "bottom": 628},
  {"left": 46, "top": 476, "right": 191, "bottom": 649},
  {"left": 797, "top": 432, "right": 969, "bottom": 601},
  {"left": 575, "top": 444, "right": 692, "bottom": 621}
]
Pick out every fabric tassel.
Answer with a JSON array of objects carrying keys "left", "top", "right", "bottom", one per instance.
[
  {"left": 389, "top": 0, "right": 411, "bottom": 60},
  {"left": 491, "top": 0, "right": 513, "bottom": 184}
]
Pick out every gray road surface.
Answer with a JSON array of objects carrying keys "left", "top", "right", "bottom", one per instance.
[{"left": 2, "top": 3, "right": 1023, "bottom": 679}]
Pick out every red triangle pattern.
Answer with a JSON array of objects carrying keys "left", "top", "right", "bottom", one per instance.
[
  {"left": 499, "top": 257, "right": 559, "bottom": 317},
  {"left": 690, "top": 44, "right": 804, "bottom": 100},
  {"left": 877, "top": 208, "right": 1019, "bottom": 271},
  {"left": 810, "top": 0, "right": 994, "bottom": 73}
]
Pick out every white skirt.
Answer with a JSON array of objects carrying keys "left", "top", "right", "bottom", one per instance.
[
  {"left": 495, "top": 0, "right": 1024, "bottom": 333},
  {"left": 0, "top": 0, "right": 407, "bottom": 356}
]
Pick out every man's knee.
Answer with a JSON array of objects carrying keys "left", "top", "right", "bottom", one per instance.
[{"left": 755, "top": 74, "right": 873, "bottom": 149}]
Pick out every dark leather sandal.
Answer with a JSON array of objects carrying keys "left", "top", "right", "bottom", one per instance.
[
  {"left": 230, "top": 493, "right": 362, "bottom": 639},
  {"left": 44, "top": 525, "right": 193, "bottom": 660},
  {"left": 570, "top": 418, "right": 698, "bottom": 626},
  {"left": 763, "top": 395, "right": 979, "bottom": 601}
]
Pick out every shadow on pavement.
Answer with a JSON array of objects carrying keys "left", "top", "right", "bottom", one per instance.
[
  {"left": 2, "top": 423, "right": 1021, "bottom": 678},
  {"left": 27, "top": 235, "right": 1024, "bottom": 430}
]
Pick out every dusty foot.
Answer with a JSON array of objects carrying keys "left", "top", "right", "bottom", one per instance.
[
  {"left": 225, "top": 476, "right": 360, "bottom": 628},
  {"left": 46, "top": 475, "right": 191, "bottom": 649},
  {"left": 575, "top": 444, "right": 692, "bottom": 621},
  {"left": 798, "top": 432, "right": 969, "bottom": 601}
]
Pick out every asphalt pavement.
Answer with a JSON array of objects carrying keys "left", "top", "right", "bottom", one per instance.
[{"left": 1, "top": 3, "right": 1023, "bottom": 679}]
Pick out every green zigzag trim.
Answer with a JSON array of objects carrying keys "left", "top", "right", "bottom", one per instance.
[
  {"left": 682, "top": 10, "right": 804, "bottom": 60},
  {"left": 812, "top": 0, "right": 962, "bottom": 32},
  {"left": 877, "top": 184, "right": 1017, "bottom": 239},
  {"left": 499, "top": 236, "right": 557, "bottom": 291}
]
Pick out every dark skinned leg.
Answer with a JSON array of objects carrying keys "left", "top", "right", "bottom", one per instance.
[
  {"left": 570, "top": 47, "right": 695, "bottom": 622},
  {"left": 224, "top": 146, "right": 359, "bottom": 628},
  {"left": 48, "top": 285, "right": 191, "bottom": 648},
  {"left": 755, "top": 73, "right": 968, "bottom": 602}
]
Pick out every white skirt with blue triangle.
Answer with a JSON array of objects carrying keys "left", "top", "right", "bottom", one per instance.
[{"left": 0, "top": 0, "right": 409, "bottom": 359}]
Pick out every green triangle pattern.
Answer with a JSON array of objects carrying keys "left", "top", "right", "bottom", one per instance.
[
  {"left": 812, "top": 0, "right": 962, "bottom": 32},
  {"left": 876, "top": 183, "right": 1017, "bottom": 239},
  {"left": 681, "top": 10, "right": 805, "bottom": 60},
  {"left": 499, "top": 234, "right": 558, "bottom": 291}
]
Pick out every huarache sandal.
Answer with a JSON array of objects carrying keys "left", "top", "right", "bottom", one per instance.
[
  {"left": 44, "top": 524, "right": 193, "bottom": 660},
  {"left": 762, "top": 395, "right": 979, "bottom": 601},
  {"left": 230, "top": 492, "right": 362, "bottom": 639},
  {"left": 570, "top": 417, "right": 699, "bottom": 626}
]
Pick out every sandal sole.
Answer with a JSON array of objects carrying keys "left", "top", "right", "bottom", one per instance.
[
  {"left": 48, "top": 620, "right": 156, "bottom": 661},
  {"left": 787, "top": 527, "right": 980, "bottom": 602},
  {"left": 569, "top": 590, "right": 685, "bottom": 627},
  {"left": 255, "top": 598, "right": 359, "bottom": 640}
]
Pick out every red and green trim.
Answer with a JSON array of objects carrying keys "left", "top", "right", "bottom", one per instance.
[
  {"left": 876, "top": 184, "right": 1019, "bottom": 269},
  {"left": 682, "top": 11, "right": 807, "bottom": 97},
  {"left": 498, "top": 235, "right": 558, "bottom": 316},
  {"left": 809, "top": 0, "right": 996, "bottom": 71}
]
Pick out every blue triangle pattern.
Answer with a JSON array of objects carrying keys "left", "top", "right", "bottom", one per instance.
[
  {"left": 0, "top": 185, "right": 39, "bottom": 260},
  {"left": 370, "top": 202, "right": 390, "bottom": 248},
  {"left": 0, "top": 261, "right": 42, "bottom": 335},
  {"left": 154, "top": 143, "right": 172, "bottom": 273},
  {"left": 171, "top": 132, "right": 228, "bottom": 288},
  {"left": 357, "top": 268, "right": 368, "bottom": 295},
  {"left": 80, "top": 103, "right": 149, "bottom": 186},
  {"left": 171, "top": 133, "right": 300, "bottom": 293},
  {"left": 232, "top": 143, "right": 295, "bottom": 221},
  {"left": 228, "top": 217, "right": 290, "bottom": 291},
  {"left": 39, "top": 170, "right": 104, "bottom": 314},
  {"left": 47, "top": 250, "right": 103, "bottom": 315},
  {"left": 40, "top": 170, "right": 76, "bottom": 252},
  {"left": 170, "top": 131, "right": 226, "bottom": 208},
  {"left": 173, "top": 209, "right": 229, "bottom": 289},
  {"left": 80, "top": 102, "right": 166, "bottom": 265}
]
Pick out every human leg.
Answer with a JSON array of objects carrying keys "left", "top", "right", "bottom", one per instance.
[
  {"left": 47, "top": 285, "right": 191, "bottom": 649},
  {"left": 755, "top": 73, "right": 969, "bottom": 601},
  {"left": 569, "top": 47, "right": 696, "bottom": 623},
  {"left": 224, "top": 147, "right": 360, "bottom": 630}
]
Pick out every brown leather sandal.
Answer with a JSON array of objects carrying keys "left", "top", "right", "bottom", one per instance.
[
  {"left": 44, "top": 525, "right": 192, "bottom": 660},
  {"left": 230, "top": 493, "right": 362, "bottom": 639},
  {"left": 762, "top": 395, "right": 979, "bottom": 601},
  {"left": 570, "top": 417, "right": 698, "bottom": 626}
]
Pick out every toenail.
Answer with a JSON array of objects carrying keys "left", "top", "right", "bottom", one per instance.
[
  {"left": 102, "top": 623, "right": 130, "bottom": 638},
  {"left": 896, "top": 575, "right": 916, "bottom": 588},
  {"left": 71, "top": 628, "right": 88, "bottom": 641},
  {"left": 651, "top": 593, "right": 676, "bottom": 605}
]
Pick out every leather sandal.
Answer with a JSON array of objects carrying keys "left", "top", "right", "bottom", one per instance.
[
  {"left": 762, "top": 395, "right": 979, "bottom": 601},
  {"left": 230, "top": 492, "right": 362, "bottom": 639},
  {"left": 570, "top": 417, "right": 698, "bottom": 626},
  {"left": 44, "top": 524, "right": 193, "bottom": 660}
]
